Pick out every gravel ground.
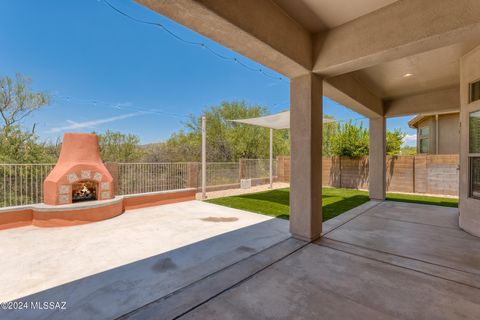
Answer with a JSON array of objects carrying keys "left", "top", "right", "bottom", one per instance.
[{"left": 196, "top": 182, "right": 290, "bottom": 200}]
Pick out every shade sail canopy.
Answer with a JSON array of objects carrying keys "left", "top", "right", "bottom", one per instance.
[{"left": 230, "top": 111, "right": 335, "bottom": 129}]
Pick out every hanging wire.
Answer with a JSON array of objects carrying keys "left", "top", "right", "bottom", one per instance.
[
  {"left": 54, "top": 93, "right": 368, "bottom": 125},
  {"left": 52, "top": 94, "right": 189, "bottom": 119},
  {"left": 101, "top": 0, "right": 287, "bottom": 83}
]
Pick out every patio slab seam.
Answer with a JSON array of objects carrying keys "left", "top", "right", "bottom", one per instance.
[
  {"left": 362, "top": 213, "right": 461, "bottom": 230},
  {"left": 321, "top": 200, "right": 383, "bottom": 237},
  {"left": 118, "top": 237, "right": 308, "bottom": 320},
  {"left": 316, "top": 238, "right": 480, "bottom": 290},
  {"left": 320, "top": 234, "right": 480, "bottom": 276}
]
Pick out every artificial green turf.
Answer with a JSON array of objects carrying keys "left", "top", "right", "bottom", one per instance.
[
  {"left": 385, "top": 192, "right": 458, "bottom": 208},
  {"left": 206, "top": 187, "right": 458, "bottom": 221}
]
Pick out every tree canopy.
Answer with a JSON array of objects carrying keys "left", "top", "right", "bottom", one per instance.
[
  {"left": 0, "top": 73, "right": 50, "bottom": 132},
  {"left": 324, "top": 121, "right": 405, "bottom": 157},
  {"left": 329, "top": 121, "right": 370, "bottom": 158},
  {"left": 97, "top": 130, "right": 144, "bottom": 162},
  {"left": 0, "top": 73, "right": 408, "bottom": 164},
  {"left": 144, "top": 101, "right": 290, "bottom": 162},
  {"left": 0, "top": 74, "right": 54, "bottom": 163},
  {"left": 145, "top": 102, "right": 407, "bottom": 161}
]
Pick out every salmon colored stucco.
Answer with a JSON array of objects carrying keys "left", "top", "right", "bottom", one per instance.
[
  {"left": 123, "top": 190, "right": 196, "bottom": 210},
  {"left": 32, "top": 200, "right": 124, "bottom": 228},
  {"left": 0, "top": 132, "right": 197, "bottom": 231},
  {"left": 0, "top": 189, "right": 196, "bottom": 230},
  {"left": 0, "top": 209, "right": 33, "bottom": 230},
  {"left": 44, "top": 133, "right": 114, "bottom": 205}
]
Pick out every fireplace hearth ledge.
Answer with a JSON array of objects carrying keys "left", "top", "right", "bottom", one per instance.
[
  {"left": 0, "top": 188, "right": 196, "bottom": 230},
  {"left": 33, "top": 196, "right": 123, "bottom": 212}
]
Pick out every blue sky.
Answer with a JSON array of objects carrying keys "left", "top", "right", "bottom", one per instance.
[{"left": 0, "top": 0, "right": 416, "bottom": 146}]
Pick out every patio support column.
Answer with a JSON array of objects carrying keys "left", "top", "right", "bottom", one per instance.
[
  {"left": 369, "top": 116, "right": 386, "bottom": 200},
  {"left": 269, "top": 128, "right": 273, "bottom": 189},
  {"left": 289, "top": 73, "right": 323, "bottom": 241}
]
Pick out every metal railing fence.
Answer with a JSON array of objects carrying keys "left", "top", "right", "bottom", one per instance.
[
  {"left": 0, "top": 164, "right": 54, "bottom": 207},
  {"left": 243, "top": 159, "right": 277, "bottom": 180},
  {"left": 0, "top": 159, "right": 278, "bottom": 208},
  {"left": 116, "top": 162, "right": 189, "bottom": 195},
  {"left": 204, "top": 162, "right": 240, "bottom": 186}
]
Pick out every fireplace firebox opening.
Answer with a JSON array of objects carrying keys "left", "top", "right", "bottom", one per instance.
[{"left": 72, "top": 181, "right": 97, "bottom": 203}]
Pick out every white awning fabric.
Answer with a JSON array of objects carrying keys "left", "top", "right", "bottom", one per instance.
[{"left": 231, "top": 111, "right": 335, "bottom": 129}]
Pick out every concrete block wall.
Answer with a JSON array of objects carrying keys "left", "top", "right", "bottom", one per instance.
[{"left": 276, "top": 155, "right": 459, "bottom": 196}]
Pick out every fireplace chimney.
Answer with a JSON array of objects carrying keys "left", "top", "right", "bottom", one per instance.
[{"left": 44, "top": 133, "right": 114, "bottom": 205}]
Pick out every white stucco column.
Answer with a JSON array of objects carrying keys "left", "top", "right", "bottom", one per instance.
[
  {"left": 289, "top": 73, "right": 323, "bottom": 241},
  {"left": 369, "top": 116, "right": 386, "bottom": 200}
]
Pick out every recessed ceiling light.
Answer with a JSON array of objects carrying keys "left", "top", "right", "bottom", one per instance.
[{"left": 403, "top": 73, "right": 413, "bottom": 78}]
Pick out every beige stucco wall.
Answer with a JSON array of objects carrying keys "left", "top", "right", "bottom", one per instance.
[
  {"left": 459, "top": 45, "right": 480, "bottom": 238},
  {"left": 415, "top": 114, "right": 459, "bottom": 154},
  {"left": 438, "top": 113, "right": 460, "bottom": 154}
]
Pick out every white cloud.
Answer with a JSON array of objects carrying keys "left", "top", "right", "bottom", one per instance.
[
  {"left": 403, "top": 134, "right": 417, "bottom": 146},
  {"left": 49, "top": 112, "right": 141, "bottom": 133}
]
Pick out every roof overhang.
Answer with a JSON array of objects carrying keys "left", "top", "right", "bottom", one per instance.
[{"left": 408, "top": 110, "right": 460, "bottom": 128}]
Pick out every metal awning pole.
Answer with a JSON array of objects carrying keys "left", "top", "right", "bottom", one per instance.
[
  {"left": 269, "top": 128, "right": 273, "bottom": 189},
  {"left": 202, "top": 116, "right": 207, "bottom": 199}
]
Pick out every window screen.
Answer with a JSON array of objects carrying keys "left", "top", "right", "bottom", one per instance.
[
  {"left": 470, "top": 111, "right": 480, "bottom": 199},
  {"left": 419, "top": 127, "right": 429, "bottom": 136},
  {"left": 471, "top": 157, "right": 480, "bottom": 199},
  {"left": 419, "top": 138, "right": 429, "bottom": 154},
  {"left": 470, "top": 81, "right": 480, "bottom": 103},
  {"left": 470, "top": 111, "right": 480, "bottom": 153}
]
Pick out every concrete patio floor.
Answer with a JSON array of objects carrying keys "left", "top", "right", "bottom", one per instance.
[
  {"left": 3, "top": 200, "right": 480, "bottom": 319},
  {"left": 124, "top": 201, "right": 480, "bottom": 320},
  {"left": 0, "top": 201, "right": 289, "bottom": 320}
]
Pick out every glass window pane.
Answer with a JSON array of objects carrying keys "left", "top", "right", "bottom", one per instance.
[
  {"left": 420, "top": 138, "right": 429, "bottom": 154},
  {"left": 419, "top": 127, "right": 429, "bottom": 136},
  {"left": 470, "top": 81, "right": 480, "bottom": 103},
  {"left": 470, "top": 111, "right": 480, "bottom": 153},
  {"left": 471, "top": 157, "right": 480, "bottom": 199}
]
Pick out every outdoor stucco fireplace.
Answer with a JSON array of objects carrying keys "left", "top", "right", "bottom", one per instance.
[
  {"left": 44, "top": 133, "right": 114, "bottom": 205},
  {"left": 0, "top": 132, "right": 196, "bottom": 230}
]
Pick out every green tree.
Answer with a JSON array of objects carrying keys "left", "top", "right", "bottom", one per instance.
[
  {"left": 329, "top": 121, "right": 406, "bottom": 157},
  {"left": 97, "top": 130, "right": 144, "bottom": 162},
  {"left": 0, "top": 126, "right": 56, "bottom": 163},
  {"left": 0, "top": 73, "right": 53, "bottom": 163},
  {"left": 144, "top": 101, "right": 290, "bottom": 162},
  {"left": 322, "top": 115, "right": 337, "bottom": 156},
  {"left": 0, "top": 73, "right": 50, "bottom": 133},
  {"left": 386, "top": 129, "right": 406, "bottom": 155},
  {"left": 330, "top": 121, "right": 370, "bottom": 158}
]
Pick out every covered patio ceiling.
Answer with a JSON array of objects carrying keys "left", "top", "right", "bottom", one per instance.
[
  {"left": 272, "top": 0, "right": 399, "bottom": 32},
  {"left": 137, "top": 0, "right": 480, "bottom": 118},
  {"left": 132, "top": 0, "right": 480, "bottom": 241}
]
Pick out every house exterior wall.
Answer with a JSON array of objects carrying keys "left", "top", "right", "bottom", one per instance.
[
  {"left": 415, "top": 114, "right": 459, "bottom": 154},
  {"left": 459, "top": 44, "right": 480, "bottom": 237},
  {"left": 438, "top": 113, "right": 460, "bottom": 154}
]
